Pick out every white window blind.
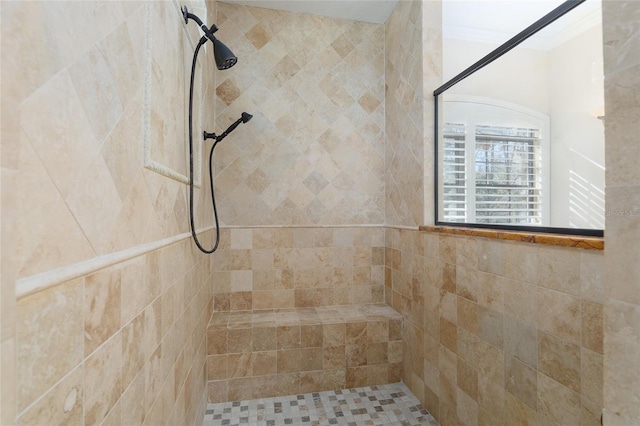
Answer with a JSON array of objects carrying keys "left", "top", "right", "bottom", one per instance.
[
  {"left": 442, "top": 123, "right": 467, "bottom": 222},
  {"left": 443, "top": 123, "right": 544, "bottom": 225}
]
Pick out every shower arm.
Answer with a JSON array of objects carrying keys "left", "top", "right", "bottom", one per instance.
[{"left": 182, "top": 6, "right": 219, "bottom": 41}]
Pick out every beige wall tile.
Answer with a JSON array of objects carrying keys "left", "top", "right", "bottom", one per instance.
[
  {"left": 0, "top": 336, "right": 16, "bottom": 426},
  {"left": 324, "top": 345, "right": 346, "bottom": 369},
  {"left": 208, "top": 379, "right": 228, "bottom": 403},
  {"left": 503, "top": 243, "right": 538, "bottom": 285},
  {"left": 14, "top": 136, "right": 95, "bottom": 278},
  {"left": 457, "top": 296, "right": 478, "bottom": 334},
  {"left": 581, "top": 348, "right": 603, "bottom": 408},
  {"left": 16, "top": 278, "right": 84, "bottom": 412},
  {"left": 603, "top": 43, "right": 640, "bottom": 412},
  {"left": 277, "top": 325, "right": 301, "bottom": 350},
  {"left": 101, "top": 89, "right": 144, "bottom": 205},
  {"left": 503, "top": 279, "right": 537, "bottom": 325},
  {"left": 100, "top": 400, "right": 121, "bottom": 426},
  {"left": 65, "top": 154, "right": 124, "bottom": 254},
  {"left": 580, "top": 251, "right": 605, "bottom": 303},
  {"left": 277, "top": 349, "right": 301, "bottom": 374},
  {"left": 254, "top": 351, "right": 277, "bottom": 376},
  {"left": 456, "top": 237, "right": 478, "bottom": 270},
  {"left": 456, "top": 265, "right": 478, "bottom": 302},
  {"left": 605, "top": 186, "right": 640, "bottom": 306},
  {"left": 475, "top": 339, "right": 504, "bottom": 386},
  {"left": 120, "top": 257, "right": 147, "bottom": 327},
  {"left": 120, "top": 368, "right": 145, "bottom": 426},
  {"left": 537, "top": 246, "right": 580, "bottom": 296},
  {"left": 477, "top": 306, "right": 503, "bottom": 349},
  {"left": 16, "top": 366, "right": 83, "bottom": 426},
  {"left": 440, "top": 319, "right": 457, "bottom": 354},
  {"left": 478, "top": 375, "right": 504, "bottom": 421},
  {"left": 122, "top": 311, "right": 145, "bottom": 390},
  {"left": 439, "top": 290, "right": 457, "bottom": 324},
  {"left": 144, "top": 298, "right": 162, "bottom": 359},
  {"left": 144, "top": 343, "right": 163, "bottom": 415},
  {"left": 457, "top": 386, "right": 479, "bottom": 426},
  {"left": 537, "top": 288, "right": 581, "bottom": 343},
  {"left": 439, "top": 236, "right": 457, "bottom": 265},
  {"left": 7, "top": 2, "right": 214, "bottom": 426},
  {"left": 229, "top": 328, "right": 252, "bottom": 353},
  {"left": 604, "top": 299, "right": 640, "bottom": 421},
  {"left": 216, "top": 4, "right": 385, "bottom": 226},
  {"left": 391, "top": 228, "right": 602, "bottom": 426},
  {"left": 505, "top": 391, "right": 538, "bottom": 426},
  {"left": 505, "top": 356, "right": 537, "bottom": 410},
  {"left": 457, "top": 360, "right": 478, "bottom": 401},
  {"left": 581, "top": 300, "right": 603, "bottom": 354},
  {"left": 582, "top": 395, "right": 602, "bottom": 426},
  {"left": 18, "top": 70, "right": 98, "bottom": 201},
  {"left": 85, "top": 268, "right": 122, "bottom": 356},
  {"left": 602, "top": 1, "right": 640, "bottom": 76},
  {"left": 477, "top": 240, "right": 503, "bottom": 276},
  {"left": 84, "top": 334, "right": 122, "bottom": 426},
  {"left": 537, "top": 373, "right": 581, "bottom": 426},
  {"left": 504, "top": 317, "right": 537, "bottom": 369},
  {"left": 228, "top": 353, "right": 252, "bottom": 378},
  {"left": 538, "top": 332, "right": 581, "bottom": 393},
  {"left": 253, "top": 326, "right": 277, "bottom": 352},
  {"left": 385, "top": 0, "right": 424, "bottom": 227},
  {"left": 603, "top": 68, "right": 640, "bottom": 187},
  {"left": 477, "top": 273, "right": 504, "bottom": 313}
]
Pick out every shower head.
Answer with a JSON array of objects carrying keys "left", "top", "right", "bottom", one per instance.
[
  {"left": 203, "top": 112, "right": 254, "bottom": 143},
  {"left": 182, "top": 6, "right": 237, "bottom": 70},
  {"left": 212, "top": 38, "right": 237, "bottom": 70}
]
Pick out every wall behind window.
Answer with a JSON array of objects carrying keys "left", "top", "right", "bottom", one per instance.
[
  {"left": 443, "top": 38, "right": 549, "bottom": 114},
  {"left": 547, "top": 25, "right": 605, "bottom": 229},
  {"left": 442, "top": 24, "right": 604, "bottom": 229}
]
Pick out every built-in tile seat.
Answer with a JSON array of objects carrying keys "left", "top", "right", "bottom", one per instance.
[{"left": 206, "top": 304, "right": 403, "bottom": 403}]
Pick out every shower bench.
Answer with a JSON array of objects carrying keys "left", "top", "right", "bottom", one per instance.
[{"left": 206, "top": 304, "right": 403, "bottom": 403}]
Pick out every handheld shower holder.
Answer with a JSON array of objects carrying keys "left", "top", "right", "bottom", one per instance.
[
  {"left": 203, "top": 131, "right": 217, "bottom": 141},
  {"left": 203, "top": 112, "right": 253, "bottom": 143}
]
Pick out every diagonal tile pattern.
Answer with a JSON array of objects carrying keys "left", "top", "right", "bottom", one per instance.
[
  {"left": 213, "top": 3, "right": 385, "bottom": 226},
  {"left": 385, "top": 0, "right": 425, "bottom": 228},
  {"left": 13, "top": 1, "right": 217, "bottom": 278}
]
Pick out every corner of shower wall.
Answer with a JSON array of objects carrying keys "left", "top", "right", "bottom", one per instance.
[
  {"left": 384, "top": 0, "right": 426, "bottom": 229},
  {"left": 602, "top": 0, "right": 640, "bottom": 423}
]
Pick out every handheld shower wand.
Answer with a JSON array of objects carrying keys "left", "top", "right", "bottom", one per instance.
[{"left": 203, "top": 112, "right": 253, "bottom": 143}]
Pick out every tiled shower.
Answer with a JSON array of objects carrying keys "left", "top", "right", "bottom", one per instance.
[{"left": 1, "top": 1, "right": 639, "bottom": 426}]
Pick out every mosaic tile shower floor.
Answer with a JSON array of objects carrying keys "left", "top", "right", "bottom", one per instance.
[{"left": 202, "top": 382, "right": 439, "bottom": 426}]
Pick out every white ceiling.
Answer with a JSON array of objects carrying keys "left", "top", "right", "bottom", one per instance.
[
  {"left": 443, "top": 0, "right": 602, "bottom": 50},
  {"left": 218, "top": 0, "right": 601, "bottom": 49}
]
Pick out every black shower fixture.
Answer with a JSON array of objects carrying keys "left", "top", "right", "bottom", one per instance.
[
  {"left": 183, "top": 6, "right": 251, "bottom": 254},
  {"left": 203, "top": 112, "right": 253, "bottom": 143},
  {"left": 182, "top": 6, "right": 237, "bottom": 70}
]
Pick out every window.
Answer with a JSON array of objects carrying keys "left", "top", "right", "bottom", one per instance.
[
  {"left": 441, "top": 96, "right": 550, "bottom": 226},
  {"left": 434, "top": 0, "right": 604, "bottom": 236}
]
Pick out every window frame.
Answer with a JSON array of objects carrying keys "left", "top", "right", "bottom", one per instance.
[
  {"left": 441, "top": 95, "right": 551, "bottom": 226},
  {"left": 433, "top": 0, "right": 603, "bottom": 238}
]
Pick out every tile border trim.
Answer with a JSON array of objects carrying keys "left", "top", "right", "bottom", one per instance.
[
  {"left": 15, "top": 227, "right": 214, "bottom": 300},
  {"left": 419, "top": 225, "right": 604, "bottom": 250}
]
